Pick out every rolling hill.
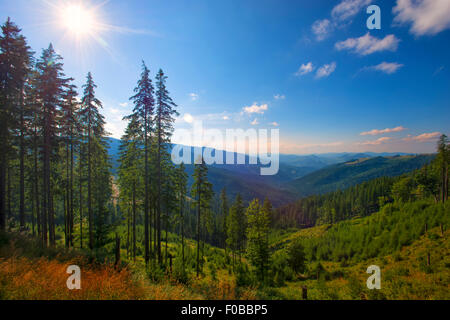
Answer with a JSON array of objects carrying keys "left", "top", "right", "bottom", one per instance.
[
  {"left": 107, "top": 138, "right": 430, "bottom": 206},
  {"left": 285, "top": 154, "right": 435, "bottom": 197}
]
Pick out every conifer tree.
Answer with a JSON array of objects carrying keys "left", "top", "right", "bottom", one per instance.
[
  {"left": 437, "top": 134, "right": 449, "bottom": 202},
  {"left": 0, "top": 18, "right": 33, "bottom": 231},
  {"left": 154, "top": 69, "right": 178, "bottom": 263},
  {"left": 129, "top": 61, "right": 154, "bottom": 264},
  {"left": 161, "top": 154, "right": 176, "bottom": 265},
  {"left": 219, "top": 188, "right": 229, "bottom": 249},
  {"left": 191, "top": 158, "right": 213, "bottom": 276},
  {"left": 226, "top": 193, "right": 246, "bottom": 266},
  {"left": 246, "top": 198, "right": 272, "bottom": 282},
  {"left": 35, "top": 44, "right": 69, "bottom": 246},
  {"left": 25, "top": 71, "right": 42, "bottom": 237},
  {"left": 61, "top": 81, "right": 79, "bottom": 247},
  {"left": 80, "top": 72, "right": 105, "bottom": 249},
  {"left": 175, "top": 163, "right": 188, "bottom": 267},
  {"left": 118, "top": 117, "right": 143, "bottom": 261}
]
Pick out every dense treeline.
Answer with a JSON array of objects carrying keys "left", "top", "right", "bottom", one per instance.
[
  {"left": 275, "top": 139, "right": 448, "bottom": 229},
  {"left": 275, "top": 176, "right": 399, "bottom": 228},
  {"left": 0, "top": 18, "right": 111, "bottom": 249}
]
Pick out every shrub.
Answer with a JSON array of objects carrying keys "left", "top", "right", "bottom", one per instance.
[
  {"left": 287, "top": 239, "right": 307, "bottom": 274},
  {"left": 235, "top": 263, "right": 254, "bottom": 287}
]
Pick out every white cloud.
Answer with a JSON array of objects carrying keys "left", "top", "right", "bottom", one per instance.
[
  {"left": 366, "top": 62, "right": 404, "bottom": 74},
  {"left": 359, "top": 137, "right": 392, "bottom": 145},
  {"left": 119, "top": 102, "right": 128, "bottom": 107},
  {"left": 274, "top": 94, "right": 286, "bottom": 100},
  {"left": 335, "top": 33, "right": 400, "bottom": 55},
  {"left": 295, "top": 141, "right": 344, "bottom": 149},
  {"left": 110, "top": 108, "right": 120, "bottom": 114},
  {"left": 312, "top": 19, "right": 332, "bottom": 41},
  {"left": 270, "top": 122, "right": 279, "bottom": 127},
  {"left": 404, "top": 132, "right": 441, "bottom": 142},
  {"left": 315, "top": 62, "right": 337, "bottom": 79},
  {"left": 222, "top": 115, "right": 230, "bottom": 120},
  {"left": 183, "top": 113, "right": 194, "bottom": 123},
  {"left": 251, "top": 118, "right": 259, "bottom": 126},
  {"left": 332, "top": 0, "right": 372, "bottom": 22},
  {"left": 243, "top": 103, "right": 268, "bottom": 115},
  {"left": 310, "top": 0, "right": 371, "bottom": 41},
  {"left": 393, "top": 0, "right": 450, "bottom": 36},
  {"left": 361, "top": 126, "right": 406, "bottom": 136},
  {"left": 295, "top": 62, "right": 315, "bottom": 76},
  {"left": 189, "top": 93, "right": 199, "bottom": 101}
]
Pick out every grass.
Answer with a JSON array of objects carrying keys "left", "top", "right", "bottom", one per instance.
[{"left": 1, "top": 204, "right": 448, "bottom": 300}]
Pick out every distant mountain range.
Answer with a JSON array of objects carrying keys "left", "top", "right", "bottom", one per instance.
[{"left": 106, "top": 137, "right": 434, "bottom": 207}]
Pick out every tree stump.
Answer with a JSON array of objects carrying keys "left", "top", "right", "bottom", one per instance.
[
  {"left": 115, "top": 234, "right": 121, "bottom": 268},
  {"left": 302, "top": 286, "right": 308, "bottom": 300}
]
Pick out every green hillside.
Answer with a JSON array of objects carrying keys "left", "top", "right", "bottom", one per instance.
[{"left": 286, "top": 155, "right": 435, "bottom": 197}]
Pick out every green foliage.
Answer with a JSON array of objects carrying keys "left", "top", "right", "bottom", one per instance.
[
  {"left": 235, "top": 263, "right": 254, "bottom": 287},
  {"left": 392, "top": 176, "right": 415, "bottom": 203},
  {"left": 191, "top": 158, "right": 214, "bottom": 275},
  {"left": 226, "top": 193, "right": 246, "bottom": 261},
  {"left": 276, "top": 176, "right": 399, "bottom": 228},
  {"left": 287, "top": 239, "right": 306, "bottom": 274},
  {"left": 300, "top": 201, "right": 449, "bottom": 264},
  {"left": 246, "top": 198, "right": 272, "bottom": 282}
]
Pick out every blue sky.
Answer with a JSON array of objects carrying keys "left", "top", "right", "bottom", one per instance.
[{"left": 1, "top": 0, "right": 449, "bottom": 154}]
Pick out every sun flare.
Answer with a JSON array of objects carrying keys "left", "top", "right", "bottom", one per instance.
[{"left": 61, "top": 4, "right": 97, "bottom": 36}]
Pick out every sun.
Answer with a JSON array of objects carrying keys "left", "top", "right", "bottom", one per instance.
[{"left": 61, "top": 4, "right": 97, "bottom": 36}]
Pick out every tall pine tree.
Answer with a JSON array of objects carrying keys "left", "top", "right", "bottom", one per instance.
[
  {"left": 191, "top": 158, "right": 213, "bottom": 276},
  {"left": 79, "top": 72, "right": 105, "bottom": 249},
  {"left": 128, "top": 61, "right": 154, "bottom": 264},
  {"left": 154, "top": 69, "right": 178, "bottom": 263}
]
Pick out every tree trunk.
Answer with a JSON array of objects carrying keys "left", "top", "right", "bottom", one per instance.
[
  {"left": 0, "top": 124, "right": 6, "bottom": 232},
  {"left": 181, "top": 195, "right": 185, "bottom": 268},
  {"left": 144, "top": 113, "right": 150, "bottom": 265},
  {"left": 132, "top": 183, "right": 136, "bottom": 262},
  {"left": 196, "top": 183, "right": 201, "bottom": 277},
  {"left": 49, "top": 193, "right": 55, "bottom": 246},
  {"left": 64, "top": 190, "right": 68, "bottom": 247},
  {"left": 42, "top": 116, "right": 49, "bottom": 247},
  {"left": 7, "top": 165, "right": 12, "bottom": 223},
  {"left": 65, "top": 142, "right": 70, "bottom": 248},
  {"left": 79, "top": 155, "right": 83, "bottom": 249},
  {"left": 88, "top": 114, "right": 93, "bottom": 250},
  {"left": 33, "top": 124, "right": 41, "bottom": 238},
  {"left": 19, "top": 106, "right": 25, "bottom": 230},
  {"left": 157, "top": 131, "right": 162, "bottom": 264},
  {"left": 127, "top": 207, "right": 130, "bottom": 259},
  {"left": 70, "top": 134, "right": 74, "bottom": 248},
  {"left": 115, "top": 234, "right": 121, "bottom": 268},
  {"left": 31, "top": 191, "right": 35, "bottom": 236},
  {"left": 302, "top": 286, "right": 308, "bottom": 300}
]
